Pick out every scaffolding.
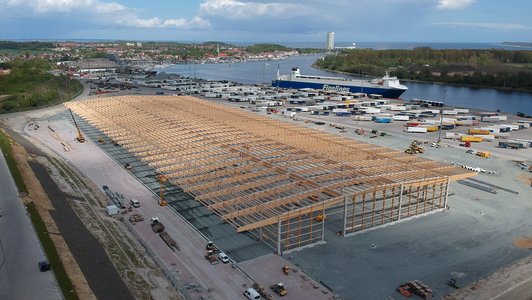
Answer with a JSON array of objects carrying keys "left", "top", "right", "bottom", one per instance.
[{"left": 66, "top": 96, "right": 475, "bottom": 254}]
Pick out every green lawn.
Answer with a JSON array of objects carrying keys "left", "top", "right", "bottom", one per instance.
[
  {"left": 26, "top": 202, "right": 79, "bottom": 300},
  {"left": 0, "top": 130, "right": 28, "bottom": 193}
]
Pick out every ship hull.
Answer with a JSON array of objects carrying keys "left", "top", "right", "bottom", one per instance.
[{"left": 272, "top": 80, "right": 406, "bottom": 98}]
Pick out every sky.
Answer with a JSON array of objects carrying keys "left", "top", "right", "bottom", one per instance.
[{"left": 0, "top": 0, "right": 531, "bottom": 44}]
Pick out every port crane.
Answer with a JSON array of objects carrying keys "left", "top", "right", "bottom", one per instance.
[{"left": 68, "top": 108, "right": 85, "bottom": 143}]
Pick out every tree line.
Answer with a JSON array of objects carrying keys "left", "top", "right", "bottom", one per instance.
[
  {"left": 0, "top": 41, "right": 54, "bottom": 50},
  {"left": 0, "top": 59, "right": 82, "bottom": 114},
  {"left": 314, "top": 48, "right": 532, "bottom": 91}
]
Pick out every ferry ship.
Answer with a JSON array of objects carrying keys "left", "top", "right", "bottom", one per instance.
[{"left": 272, "top": 68, "right": 408, "bottom": 98}]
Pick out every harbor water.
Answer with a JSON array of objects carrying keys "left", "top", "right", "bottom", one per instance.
[{"left": 163, "top": 55, "right": 532, "bottom": 115}]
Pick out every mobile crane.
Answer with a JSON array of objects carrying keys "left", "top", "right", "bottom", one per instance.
[{"left": 68, "top": 108, "right": 85, "bottom": 143}]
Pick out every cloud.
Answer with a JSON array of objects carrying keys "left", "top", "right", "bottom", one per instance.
[
  {"left": 432, "top": 22, "right": 531, "bottom": 30},
  {"left": 199, "top": 0, "right": 310, "bottom": 19},
  {"left": 436, "top": 0, "right": 475, "bottom": 10},
  {"left": 0, "top": 0, "right": 209, "bottom": 29}
]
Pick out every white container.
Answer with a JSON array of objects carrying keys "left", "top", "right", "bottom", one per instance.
[
  {"left": 407, "top": 127, "right": 427, "bottom": 133},
  {"left": 443, "top": 110, "right": 458, "bottom": 115},
  {"left": 393, "top": 115, "right": 410, "bottom": 121},
  {"left": 354, "top": 116, "right": 373, "bottom": 121}
]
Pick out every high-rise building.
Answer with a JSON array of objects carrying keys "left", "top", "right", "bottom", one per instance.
[{"left": 326, "top": 32, "right": 335, "bottom": 50}]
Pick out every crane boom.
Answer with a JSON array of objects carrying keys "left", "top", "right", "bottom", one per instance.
[{"left": 68, "top": 108, "right": 85, "bottom": 143}]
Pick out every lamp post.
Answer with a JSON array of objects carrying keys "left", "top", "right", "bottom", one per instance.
[{"left": 437, "top": 88, "right": 447, "bottom": 145}]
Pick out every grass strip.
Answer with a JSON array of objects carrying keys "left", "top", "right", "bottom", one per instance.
[
  {"left": 0, "top": 130, "right": 28, "bottom": 193},
  {"left": 26, "top": 202, "right": 79, "bottom": 300}
]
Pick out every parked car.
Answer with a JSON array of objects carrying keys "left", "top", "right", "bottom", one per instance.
[
  {"left": 218, "top": 252, "right": 229, "bottom": 263},
  {"left": 38, "top": 261, "right": 51, "bottom": 272},
  {"left": 243, "top": 288, "right": 261, "bottom": 300}
]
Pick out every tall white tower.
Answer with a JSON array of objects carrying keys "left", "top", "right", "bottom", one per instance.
[{"left": 326, "top": 32, "right": 335, "bottom": 50}]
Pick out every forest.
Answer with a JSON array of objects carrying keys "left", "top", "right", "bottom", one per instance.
[
  {"left": 0, "top": 59, "right": 82, "bottom": 114},
  {"left": 314, "top": 48, "right": 532, "bottom": 91}
]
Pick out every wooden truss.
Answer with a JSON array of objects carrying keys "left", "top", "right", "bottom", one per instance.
[{"left": 66, "top": 96, "right": 475, "bottom": 251}]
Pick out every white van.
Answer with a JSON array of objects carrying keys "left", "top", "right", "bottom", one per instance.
[
  {"left": 243, "top": 288, "right": 261, "bottom": 300},
  {"left": 129, "top": 199, "right": 140, "bottom": 208}
]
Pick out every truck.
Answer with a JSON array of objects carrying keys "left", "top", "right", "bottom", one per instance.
[
  {"left": 270, "top": 282, "right": 287, "bottom": 296},
  {"left": 407, "top": 127, "right": 428, "bottom": 133},
  {"left": 398, "top": 281, "right": 433, "bottom": 300},
  {"left": 205, "top": 250, "right": 219, "bottom": 264},
  {"left": 150, "top": 217, "right": 165, "bottom": 233},
  {"left": 461, "top": 136, "right": 483, "bottom": 142}
]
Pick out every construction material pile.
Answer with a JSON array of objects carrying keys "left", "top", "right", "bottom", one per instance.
[{"left": 405, "top": 141, "right": 425, "bottom": 154}]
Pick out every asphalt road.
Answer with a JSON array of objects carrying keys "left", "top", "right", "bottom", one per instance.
[{"left": 0, "top": 149, "right": 62, "bottom": 300}]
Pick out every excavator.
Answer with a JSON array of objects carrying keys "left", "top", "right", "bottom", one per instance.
[{"left": 68, "top": 108, "right": 85, "bottom": 143}]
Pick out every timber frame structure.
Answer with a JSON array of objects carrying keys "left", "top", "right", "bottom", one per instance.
[{"left": 66, "top": 96, "right": 475, "bottom": 253}]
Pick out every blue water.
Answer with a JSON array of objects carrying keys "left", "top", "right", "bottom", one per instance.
[{"left": 163, "top": 55, "right": 532, "bottom": 115}]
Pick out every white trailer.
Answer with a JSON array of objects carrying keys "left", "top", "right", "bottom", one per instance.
[{"left": 407, "top": 127, "right": 428, "bottom": 133}]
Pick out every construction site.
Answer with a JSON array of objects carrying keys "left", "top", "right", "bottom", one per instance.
[{"left": 64, "top": 95, "right": 475, "bottom": 256}]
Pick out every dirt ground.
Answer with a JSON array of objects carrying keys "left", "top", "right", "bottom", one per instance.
[
  {"left": 10, "top": 139, "right": 96, "bottom": 300},
  {"left": 6, "top": 126, "right": 181, "bottom": 300},
  {"left": 30, "top": 145, "right": 181, "bottom": 299},
  {"left": 513, "top": 237, "right": 532, "bottom": 249},
  {"left": 445, "top": 255, "right": 532, "bottom": 300}
]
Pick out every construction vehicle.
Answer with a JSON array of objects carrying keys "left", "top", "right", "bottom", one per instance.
[
  {"left": 397, "top": 284, "right": 412, "bottom": 297},
  {"left": 206, "top": 241, "right": 218, "bottom": 253},
  {"left": 398, "top": 281, "right": 433, "bottom": 300},
  {"left": 446, "top": 278, "right": 460, "bottom": 289},
  {"left": 205, "top": 250, "right": 219, "bottom": 264},
  {"left": 282, "top": 265, "right": 290, "bottom": 275},
  {"left": 355, "top": 128, "right": 365, "bottom": 135},
  {"left": 270, "top": 282, "right": 287, "bottom": 296},
  {"left": 405, "top": 141, "right": 425, "bottom": 154},
  {"left": 68, "top": 108, "right": 85, "bottom": 143},
  {"left": 253, "top": 283, "right": 273, "bottom": 300},
  {"left": 476, "top": 151, "right": 491, "bottom": 158},
  {"left": 314, "top": 213, "right": 326, "bottom": 222},
  {"left": 150, "top": 217, "right": 165, "bottom": 233}
]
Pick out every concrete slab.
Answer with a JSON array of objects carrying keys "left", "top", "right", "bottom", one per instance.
[{"left": 239, "top": 254, "right": 334, "bottom": 300}]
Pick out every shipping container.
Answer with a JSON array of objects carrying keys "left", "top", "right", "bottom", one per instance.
[
  {"left": 461, "top": 136, "right": 483, "bottom": 142},
  {"left": 354, "top": 115, "right": 373, "bottom": 121},
  {"left": 468, "top": 129, "right": 490, "bottom": 135},
  {"left": 393, "top": 115, "right": 410, "bottom": 121},
  {"left": 475, "top": 135, "right": 495, "bottom": 141},
  {"left": 374, "top": 117, "right": 393, "bottom": 123},
  {"left": 407, "top": 127, "right": 427, "bottom": 133},
  {"left": 425, "top": 126, "right": 439, "bottom": 132}
]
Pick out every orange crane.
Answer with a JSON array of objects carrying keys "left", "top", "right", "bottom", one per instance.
[
  {"left": 68, "top": 108, "right": 85, "bottom": 143},
  {"left": 158, "top": 174, "right": 168, "bottom": 206}
]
